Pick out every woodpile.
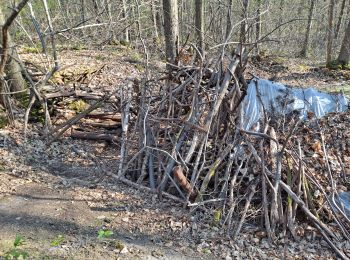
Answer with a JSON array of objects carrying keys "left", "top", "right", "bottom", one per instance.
[{"left": 114, "top": 47, "right": 350, "bottom": 259}]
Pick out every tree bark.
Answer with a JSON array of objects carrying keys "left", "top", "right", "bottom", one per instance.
[
  {"left": 195, "top": 0, "right": 204, "bottom": 58},
  {"left": 0, "top": 5, "right": 26, "bottom": 94},
  {"left": 156, "top": 3, "right": 163, "bottom": 38},
  {"left": 334, "top": 0, "right": 347, "bottom": 39},
  {"left": 151, "top": 0, "right": 159, "bottom": 39},
  {"left": 326, "top": 0, "right": 335, "bottom": 67},
  {"left": 122, "top": 0, "right": 130, "bottom": 42},
  {"left": 162, "top": 0, "right": 179, "bottom": 67},
  {"left": 239, "top": 0, "right": 249, "bottom": 44},
  {"left": 337, "top": 19, "right": 350, "bottom": 64},
  {"left": 225, "top": 0, "right": 233, "bottom": 40},
  {"left": 255, "top": 0, "right": 262, "bottom": 55},
  {"left": 300, "top": 0, "right": 316, "bottom": 58},
  {"left": 80, "top": 0, "right": 85, "bottom": 22}
]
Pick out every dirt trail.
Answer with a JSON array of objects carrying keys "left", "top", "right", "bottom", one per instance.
[{"left": 0, "top": 177, "right": 204, "bottom": 259}]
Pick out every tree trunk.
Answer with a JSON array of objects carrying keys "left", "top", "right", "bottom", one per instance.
[
  {"left": 225, "top": 0, "right": 233, "bottom": 40},
  {"left": 162, "top": 0, "right": 179, "bottom": 67},
  {"left": 80, "top": 0, "right": 85, "bottom": 22},
  {"left": 326, "top": 0, "right": 335, "bottom": 67},
  {"left": 255, "top": 0, "right": 262, "bottom": 55},
  {"left": 300, "top": 0, "right": 316, "bottom": 58},
  {"left": 334, "top": 0, "right": 347, "bottom": 39},
  {"left": 0, "top": 6, "right": 26, "bottom": 93},
  {"left": 156, "top": 7, "right": 163, "bottom": 38},
  {"left": 122, "top": 0, "right": 130, "bottom": 42},
  {"left": 337, "top": 19, "right": 350, "bottom": 64},
  {"left": 151, "top": 0, "right": 159, "bottom": 39},
  {"left": 195, "top": 0, "right": 204, "bottom": 58},
  {"left": 239, "top": 0, "right": 249, "bottom": 44}
]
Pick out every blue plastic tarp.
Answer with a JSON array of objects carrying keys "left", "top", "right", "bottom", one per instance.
[{"left": 241, "top": 79, "right": 349, "bottom": 130}]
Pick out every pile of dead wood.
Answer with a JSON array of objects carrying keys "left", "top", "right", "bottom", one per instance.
[{"left": 114, "top": 47, "right": 350, "bottom": 259}]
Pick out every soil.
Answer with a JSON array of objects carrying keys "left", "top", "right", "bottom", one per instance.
[{"left": 1, "top": 48, "right": 349, "bottom": 259}]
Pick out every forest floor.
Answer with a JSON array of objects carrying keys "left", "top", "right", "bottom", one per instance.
[{"left": 1, "top": 46, "right": 350, "bottom": 259}]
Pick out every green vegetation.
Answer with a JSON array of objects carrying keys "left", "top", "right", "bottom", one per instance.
[
  {"left": 212, "top": 210, "right": 221, "bottom": 226},
  {"left": 326, "top": 84, "right": 350, "bottom": 98},
  {"left": 97, "top": 229, "right": 113, "bottom": 239},
  {"left": 298, "top": 64, "right": 310, "bottom": 72},
  {"left": 119, "top": 39, "right": 130, "bottom": 47},
  {"left": 50, "top": 235, "right": 65, "bottom": 247},
  {"left": 327, "top": 60, "right": 350, "bottom": 70},
  {"left": 19, "top": 94, "right": 46, "bottom": 124},
  {"left": 0, "top": 115, "right": 9, "bottom": 129},
  {"left": 129, "top": 52, "right": 142, "bottom": 63},
  {"left": 22, "top": 46, "right": 40, "bottom": 54},
  {"left": 134, "top": 63, "right": 144, "bottom": 72},
  {"left": 3, "top": 235, "right": 29, "bottom": 260},
  {"left": 68, "top": 99, "right": 89, "bottom": 113}
]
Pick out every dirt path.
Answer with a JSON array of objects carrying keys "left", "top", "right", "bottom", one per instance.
[
  {"left": 0, "top": 177, "right": 205, "bottom": 259},
  {"left": 0, "top": 152, "right": 213, "bottom": 259}
]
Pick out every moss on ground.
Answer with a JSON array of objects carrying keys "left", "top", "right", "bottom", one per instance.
[
  {"left": 68, "top": 99, "right": 89, "bottom": 113},
  {"left": 0, "top": 115, "right": 9, "bottom": 129}
]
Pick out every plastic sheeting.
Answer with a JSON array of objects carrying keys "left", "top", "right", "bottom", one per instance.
[
  {"left": 241, "top": 78, "right": 349, "bottom": 131},
  {"left": 338, "top": 192, "right": 350, "bottom": 218}
]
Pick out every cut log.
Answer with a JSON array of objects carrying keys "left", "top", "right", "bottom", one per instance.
[
  {"left": 70, "top": 129, "right": 120, "bottom": 142},
  {"left": 85, "top": 112, "right": 122, "bottom": 122},
  {"left": 44, "top": 90, "right": 104, "bottom": 100},
  {"left": 80, "top": 121, "right": 122, "bottom": 129},
  {"left": 173, "top": 166, "right": 197, "bottom": 201}
]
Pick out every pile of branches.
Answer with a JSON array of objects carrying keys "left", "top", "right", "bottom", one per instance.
[{"left": 116, "top": 47, "right": 350, "bottom": 259}]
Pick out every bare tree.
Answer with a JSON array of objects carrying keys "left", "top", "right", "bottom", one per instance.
[
  {"left": 337, "top": 19, "right": 350, "bottom": 64},
  {"left": 334, "top": 0, "right": 347, "bottom": 39},
  {"left": 162, "top": 0, "right": 179, "bottom": 67},
  {"left": 0, "top": 2, "right": 27, "bottom": 94},
  {"left": 195, "top": 0, "right": 204, "bottom": 58},
  {"left": 122, "top": 0, "right": 130, "bottom": 42},
  {"left": 326, "top": 0, "right": 335, "bottom": 67},
  {"left": 225, "top": 0, "right": 233, "bottom": 41},
  {"left": 240, "top": 0, "right": 249, "bottom": 44},
  {"left": 151, "top": 0, "right": 159, "bottom": 39},
  {"left": 0, "top": 0, "right": 29, "bottom": 118},
  {"left": 255, "top": 0, "right": 262, "bottom": 55},
  {"left": 300, "top": 0, "right": 316, "bottom": 57}
]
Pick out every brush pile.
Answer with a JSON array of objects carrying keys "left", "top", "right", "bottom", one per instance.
[{"left": 115, "top": 47, "right": 350, "bottom": 258}]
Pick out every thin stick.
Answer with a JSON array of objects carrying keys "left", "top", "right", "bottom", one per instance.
[{"left": 233, "top": 178, "right": 259, "bottom": 239}]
